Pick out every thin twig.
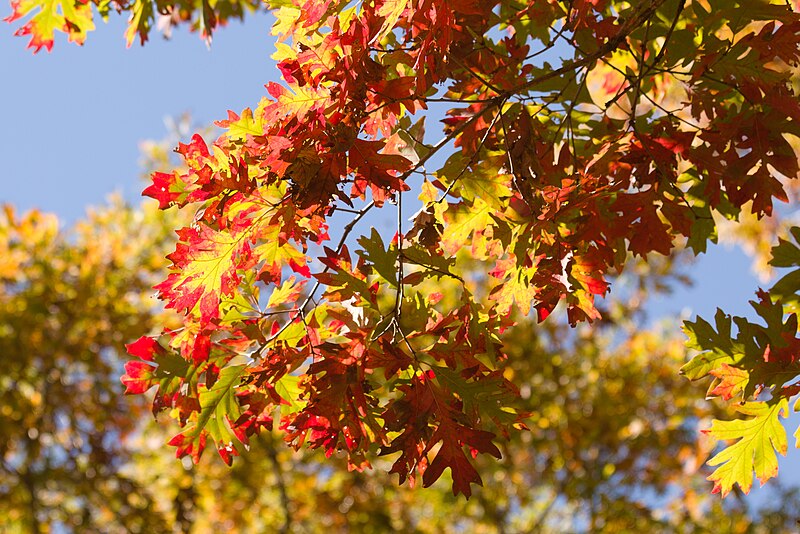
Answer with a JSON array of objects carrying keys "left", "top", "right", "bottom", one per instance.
[
  {"left": 628, "top": 15, "right": 652, "bottom": 129},
  {"left": 507, "top": 0, "right": 668, "bottom": 98},
  {"left": 258, "top": 308, "right": 300, "bottom": 318},
  {"left": 648, "top": 0, "right": 686, "bottom": 69},
  {"left": 436, "top": 101, "right": 506, "bottom": 202},
  {"left": 261, "top": 201, "right": 375, "bottom": 350},
  {"left": 524, "top": 21, "right": 571, "bottom": 61},
  {"left": 258, "top": 89, "right": 501, "bottom": 357},
  {"left": 395, "top": 188, "right": 404, "bottom": 318},
  {"left": 401, "top": 253, "right": 465, "bottom": 282},
  {"left": 448, "top": 54, "right": 503, "bottom": 96}
]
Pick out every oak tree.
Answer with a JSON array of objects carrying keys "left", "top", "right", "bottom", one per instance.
[{"left": 7, "top": 0, "right": 800, "bottom": 499}]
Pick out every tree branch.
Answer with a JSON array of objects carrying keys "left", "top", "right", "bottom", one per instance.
[{"left": 507, "top": 0, "right": 669, "bottom": 98}]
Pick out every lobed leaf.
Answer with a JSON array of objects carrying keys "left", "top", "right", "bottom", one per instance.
[{"left": 704, "top": 400, "right": 789, "bottom": 497}]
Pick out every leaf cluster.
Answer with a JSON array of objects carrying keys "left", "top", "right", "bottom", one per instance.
[{"left": 8, "top": 0, "right": 800, "bottom": 500}]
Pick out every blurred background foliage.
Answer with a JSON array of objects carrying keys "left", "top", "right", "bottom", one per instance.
[{"left": 2, "top": 130, "right": 799, "bottom": 533}]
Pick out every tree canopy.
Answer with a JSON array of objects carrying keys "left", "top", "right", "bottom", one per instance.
[
  {"left": 6, "top": 0, "right": 800, "bottom": 506},
  {"left": 3, "top": 193, "right": 799, "bottom": 531}
]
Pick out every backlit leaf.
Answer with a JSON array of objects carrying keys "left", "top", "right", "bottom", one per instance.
[{"left": 704, "top": 400, "right": 789, "bottom": 497}]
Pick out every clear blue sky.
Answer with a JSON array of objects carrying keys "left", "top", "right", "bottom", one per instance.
[
  {"left": 2, "top": 9, "right": 797, "bottom": 510},
  {"left": 1, "top": 12, "right": 276, "bottom": 221}
]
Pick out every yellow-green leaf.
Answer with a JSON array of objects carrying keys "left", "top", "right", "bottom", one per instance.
[
  {"left": 266, "top": 276, "right": 305, "bottom": 309},
  {"left": 441, "top": 199, "right": 492, "bottom": 256},
  {"left": 274, "top": 374, "right": 306, "bottom": 416},
  {"left": 705, "top": 399, "right": 789, "bottom": 497}
]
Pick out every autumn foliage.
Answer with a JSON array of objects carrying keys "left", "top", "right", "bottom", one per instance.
[{"left": 7, "top": 0, "right": 800, "bottom": 499}]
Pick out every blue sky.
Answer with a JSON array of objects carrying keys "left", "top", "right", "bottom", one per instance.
[
  {"left": 2, "top": 8, "right": 798, "bottom": 510},
  {"left": 2, "top": 12, "right": 275, "bottom": 220}
]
